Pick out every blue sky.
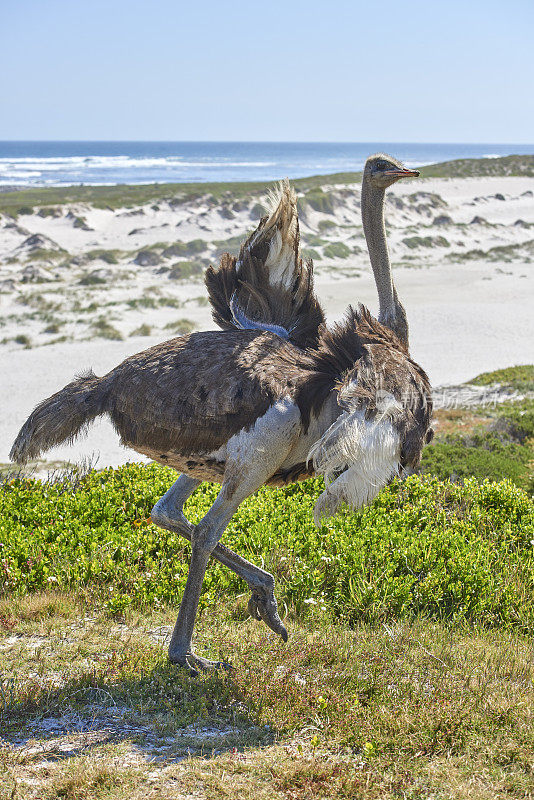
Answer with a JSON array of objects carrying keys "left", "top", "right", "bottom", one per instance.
[{"left": 2, "top": 0, "right": 533, "bottom": 142}]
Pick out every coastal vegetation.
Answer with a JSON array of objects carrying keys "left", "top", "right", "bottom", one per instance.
[
  {"left": 1, "top": 154, "right": 533, "bottom": 216},
  {"left": 1, "top": 367, "right": 534, "bottom": 797},
  {"left": 422, "top": 366, "right": 534, "bottom": 493}
]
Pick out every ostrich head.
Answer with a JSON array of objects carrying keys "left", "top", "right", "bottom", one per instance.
[{"left": 363, "top": 154, "right": 419, "bottom": 190}]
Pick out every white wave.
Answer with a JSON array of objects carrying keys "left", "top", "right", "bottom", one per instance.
[
  {"left": 0, "top": 170, "right": 42, "bottom": 178},
  {"left": 175, "top": 160, "right": 276, "bottom": 167},
  {"left": 0, "top": 156, "right": 88, "bottom": 164},
  {"left": 0, "top": 156, "right": 277, "bottom": 176}
]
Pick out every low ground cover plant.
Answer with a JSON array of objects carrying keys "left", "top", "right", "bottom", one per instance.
[
  {"left": 422, "top": 367, "right": 534, "bottom": 493},
  {"left": 1, "top": 467, "right": 532, "bottom": 631}
]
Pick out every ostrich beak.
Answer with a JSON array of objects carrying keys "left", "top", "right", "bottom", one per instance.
[{"left": 384, "top": 168, "right": 420, "bottom": 179}]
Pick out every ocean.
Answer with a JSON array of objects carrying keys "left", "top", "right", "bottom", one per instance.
[{"left": 0, "top": 141, "right": 532, "bottom": 187}]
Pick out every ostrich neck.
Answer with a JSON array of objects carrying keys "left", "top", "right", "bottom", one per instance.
[
  {"left": 361, "top": 180, "right": 394, "bottom": 321},
  {"left": 361, "top": 180, "right": 409, "bottom": 347}
]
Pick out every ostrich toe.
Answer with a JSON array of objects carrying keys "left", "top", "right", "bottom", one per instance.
[{"left": 248, "top": 587, "right": 288, "bottom": 641}]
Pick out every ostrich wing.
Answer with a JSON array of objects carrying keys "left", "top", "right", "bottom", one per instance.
[
  {"left": 104, "top": 329, "right": 299, "bottom": 457},
  {"left": 204, "top": 180, "right": 325, "bottom": 349}
]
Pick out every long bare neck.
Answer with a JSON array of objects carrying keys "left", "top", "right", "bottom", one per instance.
[{"left": 361, "top": 179, "right": 409, "bottom": 348}]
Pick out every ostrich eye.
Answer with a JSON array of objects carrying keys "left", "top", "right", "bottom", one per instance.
[{"left": 377, "top": 162, "right": 386, "bottom": 170}]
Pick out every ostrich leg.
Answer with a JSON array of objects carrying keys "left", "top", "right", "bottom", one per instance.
[
  {"left": 167, "top": 399, "right": 300, "bottom": 673},
  {"left": 151, "top": 474, "right": 286, "bottom": 639}
]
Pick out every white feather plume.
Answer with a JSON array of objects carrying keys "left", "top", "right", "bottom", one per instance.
[{"left": 308, "top": 392, "right": 402, "bottom": 527}]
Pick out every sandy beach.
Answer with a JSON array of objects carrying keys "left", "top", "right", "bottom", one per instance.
[{"left": 1, "top": 172, "right": 533, "bottom": 469}]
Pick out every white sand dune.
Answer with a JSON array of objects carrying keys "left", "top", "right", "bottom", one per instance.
[{"left": 1, "top": 175, "right": 533, "bottom": 469}]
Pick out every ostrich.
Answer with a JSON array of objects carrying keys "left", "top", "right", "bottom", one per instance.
[{"left": 10, "top": 155, "right": 432, "bottom": 674}]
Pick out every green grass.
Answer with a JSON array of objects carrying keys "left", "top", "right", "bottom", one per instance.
[
  {"left": 84, "top": 248, "right": 121, "bottom": 264},
  {"left": 25, "top": 247, "right": 66, "bottom": 262},
  {"left": 3, "top": 366, "right": 534, "bottom": 797},
  {"left": 72, "top": 215, "right": 91, "bottom": 230},
  {"left": 302, "top": 233, "right": 328, "bottom": 247},
  {"left": 42, "top": 321, "right": 63, "bottom": 334},
  {"left": 126, "top": 296, "right": 184, "bottom": 310},
  {"left": 418, "top": 154, "right": 534, "bottom": 178},
  {"left": 13, "top": 334, "right": 31, "bottom": 347},
  {"left": 130, "top": 323, "right": 152, "bottom": 337},
  {"left": 162, "top": 239, "right": 206, "bottom": 258},
  {"left": 36, "top": 205, "right": 62, "bottom": 218},
  {"left": 317, "top": 219, "right": 336, "bottom": 232},
  {"left": 167, "top": 260, "right": 204, "bottom": 280},
  {"left": 301, "top": 248, "right": 321, "bottom": 261},
  {"left": 78, "top": 271, "right": 108, "bottom": 285},
  {"left": 302, "top": 188, "right": 337, "bottom": 214},
  {"left": 163, "top": 318, "right": 196, "bottom": 333}
]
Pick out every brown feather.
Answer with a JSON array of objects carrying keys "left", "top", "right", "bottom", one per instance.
[
  {"left": 9, "top": 370, "right": 107, "bottom": 464},
  {"left": 204, "top": 191, "right": 326, "bottom": 349},
  {"left": 103, "top": 330, "right": 302, "bottom": 456},
  {"left": 291, "top": 305, "right": 431, "bottom": 461}
]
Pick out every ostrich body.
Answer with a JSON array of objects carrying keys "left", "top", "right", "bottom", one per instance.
[{"left": 10, "top": 155, "right": 432, "bottom": 674}]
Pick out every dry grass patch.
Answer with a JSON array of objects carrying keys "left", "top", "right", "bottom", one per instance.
[
  {"left": 1, "top": 598, "right": 534, "bottom": 798},
  {"left": 432, "top": 408, "right": 494, "bottom": 437}
]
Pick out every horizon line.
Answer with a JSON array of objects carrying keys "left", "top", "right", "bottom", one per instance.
[{"left": 1, "top": 139, "right": 534, "bottom": 147}]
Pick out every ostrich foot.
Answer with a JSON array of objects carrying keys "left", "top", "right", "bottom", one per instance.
[
  {"left": 248, "top": 585, "right": 288, "bottom": 642},
  {"left": 188, "top": 651, "right": 233, "bottom": 673},
  {"left": 169, "top": 650, "right": 232, "bottom": 676}
]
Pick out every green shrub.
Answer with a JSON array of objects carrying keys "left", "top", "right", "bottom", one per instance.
[
  {"left": 323, "top": 242, "right": 351, "bottom": 259},
  {"left": 498, "top": 399, "right": 534, "bottom": 441},
  {"left": 162, "top": 240, "right": 206, "bottom": 259},
  {"left": 163, "top": 318, "right": 195, "bottom": 333},
  {"left": 423, "top": 394, "right": 534, "bottom": 494},
  {"left": 250, "top": 202, "right": 264, "bottom": 219},
  {"left": 27, "top": 248, "right": 65, "bottom": 262},
  {"left": 126, "top": 297, "right": 158, "bottom": 310},
  {"left": 72, "top": 215, "right": 91, "bottom": 230},
  {"left": 130, "top": 324, "right": 152, "bottom": 336},
  {"left": 79, "top": 271, "right": 107, "bottom": 286},
  {"left": 1, "top": 468, "right": 533, "bottom": 631},
  {"left": 420, "top": 433, "right": 533, "bottom": 492},
  {"left": 402, "top": 236, "right": 450, "bottom": 249},
  {"left": 318, "top": 219, "right": 336, "bottom": 232},
  {"left": 471, "top": 365, "right": 534, "bottom": 392},
  {"left": 37, "top": 206, "right": 62, "bottom": 218},
  {"left": 14, "top": 334, "right": 31, "bottom": 346},
  {"left": 303, "top": 234, "right": 328, "bottom": 247},
  {"left": 85, "top": 249, "right": 120, "bottom": 264},
  {"left": 303, "top": 189, "right": 336, "bottom": 214},
  {"left": 90, "top": 318, "right": 123, "bottom": 340},
  {"left": 301, "top": 248, "right": 321, "bottom": 261},
  {"left": 167, "top": 261, "right": 203, "bottom": 280},
  {"left": 43, "top": 322, "right": 62, "bottom": 334}
]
